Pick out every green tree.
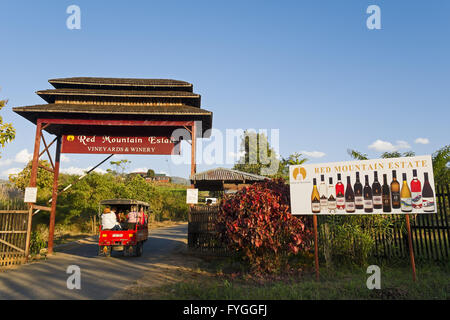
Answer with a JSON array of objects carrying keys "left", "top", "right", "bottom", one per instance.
[
  {"left": 347, "top": 149, "right": 368, "bottom": 160},
  {"left": 0, "top": 93, "right": 15, "bottom": 153},
  {"left": 381, "top": 151, "right": 415, "bottom": 158},
  {"left": 9, "top": 160, "right": 54, "bottom": 202},
  {"left": 56, "top": 172, "right": 116, "bottom": 225},
  {"left": 432, "top": 145, "right": 450, "bottom": 186},
  {"left": 147, "top": 169, "right": 155, "bottom": 178},
  {"left": 233, "top": 131, "right": 280, "bottom": 176},
  {"left": 276, "top": 152, "right": 309, "bottom": 181},
  {"left": 109, "top": 159, "right": 131, "bottom": 176}
]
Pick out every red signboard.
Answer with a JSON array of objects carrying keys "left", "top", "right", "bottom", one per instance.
[{"left": 61, "top": 135, "right": 180, "bottom": 155}]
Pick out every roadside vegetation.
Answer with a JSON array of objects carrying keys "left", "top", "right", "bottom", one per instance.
[
  {"left": 116, "top": 139, "right": 449, "bottom": 300},
  {"left": 4, "top": 159, "right": 189, "bottom": 254},
  {"left": 154, "top": 261, "right": 450, "bottom": 300},
  {"left": 114, "top": 170, "right": 448, "bottom": 300},
  {"left": 115, "top": 251, "right": 449, "bottom": 300}
]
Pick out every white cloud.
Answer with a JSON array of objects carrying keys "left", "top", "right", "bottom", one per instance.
[
  {"left": 368, "top": 140, "right": 396, "bottom": 152},
  {"left": 1, "top": 167, "right": 22, "bottom": 178},
  {"left": 60, "top": 167, "right": 107, "bottom": 175},
  {"left": 368, "top": 140, "right": 411, "bottom": 152},
  {"left": 14, "top": 149, "right": 33, "bottom": 164},
  {"left": 93, "top": 168, "right": 107, "bottom": 174},
  {"left": 414, "top": 137, "right": 430, "bottom": 145},
  {"left": 0, "top": 159, "right": 13, "bottom": 166},
  {"left": 395, "top": 140, "right": 411, "bottom": 150},
  {"left": 301, "top": 150, "right": 326, "bottom": 158},
  {"left": 132, "top": 168, "right": 148, "bottom": 173}
]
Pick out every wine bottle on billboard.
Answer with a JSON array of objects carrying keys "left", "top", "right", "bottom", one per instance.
[
  {"left": 382, "top": 174, "right": 391, "bottom": 213},
  {"left": 311, "top": 178, "right": 321, "bottom": 213},
  {"left": 372, "top": 171, "right": 382, "bottom": 210},
  {"left": 336, "top": 173, "right": 345, "bottom": 210},
  {"left": 328, "top": 177, "right": 336, "bottom": 213},
  {"left": 401, "top": 173, "right": 412, "bottom": 212},
  {"left": 345, "top": 176, "right": 355, "bottom": 213},
  {"left": 410, "top": 169, "right": 422, "bottom": 210},
  {"left": 364, "top": 175, "right": 373, "bottom": 213},
  {"left": 354, "top": 172, "right": 364, "bottom": 210},
  {"left": 391, "top": 170, "right": 401, "bottom": 209},
  {"left": 422, "top": 172, "right": 435, "bottom": 212},
  {"left": 319, "top": 174, "right": 328, "bottom": 210}
]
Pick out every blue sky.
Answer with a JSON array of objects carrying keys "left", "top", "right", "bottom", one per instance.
[{"left": 0, "top": 0, "right": 449, "bottom": 179}]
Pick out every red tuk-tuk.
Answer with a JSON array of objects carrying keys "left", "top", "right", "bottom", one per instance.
[{"left": 98, "top": 199, "right": 150, "bottom": 257}]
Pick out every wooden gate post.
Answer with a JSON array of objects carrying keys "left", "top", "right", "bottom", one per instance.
[
  {"left": 24, "top": 206, "right": 34, "bottom": 260},
  {"left": 191, "top": 122, "right": 197, "bottom": 179},
  {"left": 47, "top": 135, "right": 61, "bottom": 255},
  {"left": 25, "top": 121, "right": 43, "bottom": 261}
]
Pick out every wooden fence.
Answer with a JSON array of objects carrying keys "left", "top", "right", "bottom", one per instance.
[
  {"left": 188, "top": 204, "right": 227, "bottom": 255},
  {"left": 0, "top": 200, "right": 29, "bottom": 268},
  {"left": 372, "top": 185, "right": 449, "bottom": 261}
]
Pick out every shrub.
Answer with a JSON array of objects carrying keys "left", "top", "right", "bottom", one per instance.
[
  {"left": 217, "top": 179, "right": 312, "bottom": 274},
  {"left": 29, "top": 230, "right": 47, "bottom": 255},
  {"left": 319, "top": 214, "right": 394, "bottom": 266}
]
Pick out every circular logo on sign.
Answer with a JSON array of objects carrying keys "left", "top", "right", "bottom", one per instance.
[
  {"left": 67, "top": 135, "right": 75, "bottom": 142},
  {"left": 292, "top": 167, "right": 307, "bottom": 181}
]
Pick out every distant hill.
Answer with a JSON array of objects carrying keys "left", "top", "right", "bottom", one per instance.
[
  {"left": 0, "top": 183, "right": 23, "bottom": 200},
  {"left": 170, "top": 176, "right": 190, "bottom": 186}
]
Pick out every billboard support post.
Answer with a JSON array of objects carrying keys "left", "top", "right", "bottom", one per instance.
[
  {"left": 313, "top": 214, "right": 320, "bottom": 281},
  {"left": 405, "top": 214, "right": 417, "bottom": 281}
]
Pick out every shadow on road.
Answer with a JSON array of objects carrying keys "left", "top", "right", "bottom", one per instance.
[{"left": 0, "top": 223, "right": 189, "bottom": 299}]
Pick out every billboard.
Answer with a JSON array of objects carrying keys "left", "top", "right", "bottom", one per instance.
[
  {"left": 289, "top": 155, "right": 436, "bottom": 215},
  {"left": 61, "top": 135, "right": 180, "bottom": 155}
]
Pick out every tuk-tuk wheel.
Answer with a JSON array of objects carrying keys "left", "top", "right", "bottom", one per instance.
[
  {"left": 136, "top": 242, "right": 143, "bottom": 257},
  {"left": 125, "top": 245, "right": 134, "bottom": 257},
  {"left": 99, "top": 245, "right": 111, "bottom": 257}
]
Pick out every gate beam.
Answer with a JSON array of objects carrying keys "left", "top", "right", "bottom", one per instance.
[{"left": 0, "top": 239, "right": 25, "bottom": 253}]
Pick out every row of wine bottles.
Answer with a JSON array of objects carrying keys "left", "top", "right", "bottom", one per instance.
[{"left": 310, "top": 169, "right": 435, "bottom": 214}]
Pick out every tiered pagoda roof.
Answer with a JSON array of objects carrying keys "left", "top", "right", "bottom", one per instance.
[{"left": 13, "top": 77, "right": 212, "bottom": 136}]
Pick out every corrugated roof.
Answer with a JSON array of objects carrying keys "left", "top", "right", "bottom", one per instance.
[{"left": 190, "top": 167, "right": 267, "bottom": 182}]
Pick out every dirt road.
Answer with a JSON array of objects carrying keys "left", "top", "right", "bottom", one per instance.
[{"left": 0, "top": 223, "right": 189, "bottom": 299}]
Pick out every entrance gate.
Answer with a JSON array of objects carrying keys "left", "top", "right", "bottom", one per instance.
[{"left": 10, "top": 77, "right": 213, "bottom": 261}]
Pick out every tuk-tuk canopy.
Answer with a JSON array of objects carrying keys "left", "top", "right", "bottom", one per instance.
[{"left": 100, "top": 199, "right": 150, "bottom": 207}]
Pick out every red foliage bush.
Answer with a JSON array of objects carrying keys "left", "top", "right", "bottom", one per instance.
[{"left": 217, "top": 179, "right": 312, "bottom": 274}]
